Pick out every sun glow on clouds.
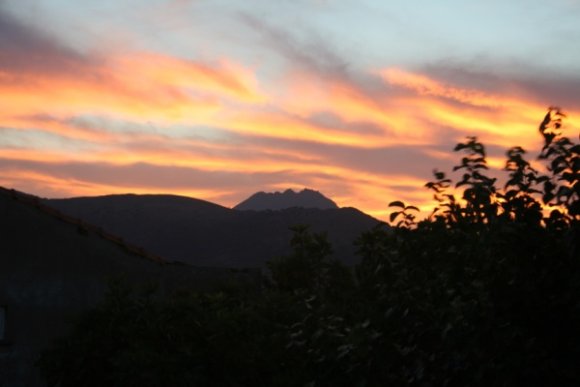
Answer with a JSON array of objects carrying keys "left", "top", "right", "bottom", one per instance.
[
  {"left": 1, "top": 44, "right": 578, "bottom": 219},
  {"left": 111, "top": 52, "right": 265, "bottom": 104},
  {"left": 1, "top": 169, "right": 229, "bottom": 203},
  {"left": 276, "top": 73, "right": 435, "bottom": 144},
  {"left": 0, "top": 48, "right": 267, "bottom": 130},
  {"left": 381, "top": 68, "right": 505, "bottom": 108}
]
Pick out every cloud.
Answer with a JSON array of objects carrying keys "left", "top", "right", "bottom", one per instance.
[
  {"left": 0, "top": 6, "right": 92, "bottom": 76},
  {"left": 239, "top": 12, "right": 350, "bottom": 79},
  {"left": 421, "top": 62, "right": 580, "bottom": 110},
  {"left": 0, "top": 6, "right": 265, "bottom": 131},
  {"left": 379, "top": 68, "right": 507, "bottom": 108},
  {"left": 0, "top": 51, "right": 263, "bottom": 124},
  {"left": 1, "top": 6, "right": 578, "bottom": 221},
  {"left": 0, "top": 150, "right": 435, "bottom": 219}
]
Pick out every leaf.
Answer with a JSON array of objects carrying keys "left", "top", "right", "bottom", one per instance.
[
  {"left": 389, "top": 212, "right": 400, "bottom": 222},
  {"left": 542, "top": 192, "right": 555, "bottom": 204},
  {"left": 425, "top": 182, "right": 442, "bottom": 193},
  {"left": 405, "top": 206, "right": 420, "bottom": 212},
  {"left": 569, "top": 201, "right": 580, "bottom": 216},
  {"left": 434, "top": 170, "right": 446, "bottom": 180},
  {"left": 388, "top": 201, "right": 405, "bottom": 208},
  {"left": 539, "top": 111, "right": 551, "bottom": 133}
]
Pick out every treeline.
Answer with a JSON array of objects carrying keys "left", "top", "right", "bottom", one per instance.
[{"left": 38, "top": 108, "right": 579, "bottom": 386}]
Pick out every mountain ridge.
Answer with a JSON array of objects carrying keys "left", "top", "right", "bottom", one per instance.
[
  {"left": 234, "top": 188, "right": 339, "bottom": 211},
  {"left": 45, "top": 191, "right": 380, "bottom": 268}
]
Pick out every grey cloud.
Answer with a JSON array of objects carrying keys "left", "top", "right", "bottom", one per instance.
[
  {"left": 239, "top": 12, "right": 350, "bottom": 79},
  {"left": 225, "top": 125, "right": 531, "bottom": 184},
  {"left": 0, "top": 158, "right": 334, "bottom": 194},
  {"left": 422, "top": 61, "right": 580, "bottom": 111},
  {"left": 0, "top": 6, "right": 92, "bottom": 75},
  {"left": 305, "top": 112, "right": 386, "bottom": 136},
  {"left": 226, "top": 131, "right": 455, "bottom": 179}
]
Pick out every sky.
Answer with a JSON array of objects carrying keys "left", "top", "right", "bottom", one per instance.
[{"left": 1, "top": 0, "right": 579, "bottom": 220}]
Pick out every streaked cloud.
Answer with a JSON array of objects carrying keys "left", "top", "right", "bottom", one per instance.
[{"left": 0, "top": 2, "right": 579, "bottom": 220}]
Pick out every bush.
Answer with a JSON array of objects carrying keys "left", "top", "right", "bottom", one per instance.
[{"left": 39, "top": 108, "right": 579, "bottom": 386}]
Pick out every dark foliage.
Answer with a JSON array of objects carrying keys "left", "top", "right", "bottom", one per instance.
[{"left": 38, "top": 109, "right": 580, "bottom": 386}]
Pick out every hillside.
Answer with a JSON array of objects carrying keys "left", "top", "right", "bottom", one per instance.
[
  {"left": 46, "top": 193, "right": 380, "bottom": 267},
  {"left": 0, "top": 188, "right": 252, "bottom": 300},
  {"left": 0, "top": 187, "right": 254, "bottom": 387}
]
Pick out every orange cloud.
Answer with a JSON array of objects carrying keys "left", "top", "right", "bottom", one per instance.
[
  {"left": 274, "top": 72, "right": 436, "bottom": 144},
  {"left": 1, "top": 45, "right": 578, "bottom": 222},
  {"left": 111, "top": 53, "right": 264, "bottom": 103},
  {"left": 0, "top": 169, "right": 229, "bottom": 202},
  {"left": 217, "top": 110, "right": 397, "bottom": 148},
  {"left": 0, "top": 50, "right": 265, "bottom": 132},
  {"left": 380, "top": 68, "right": 507, "bottom": 108},
  {"left": 376, "top": 68, "right": 580, "bottom": 152}
]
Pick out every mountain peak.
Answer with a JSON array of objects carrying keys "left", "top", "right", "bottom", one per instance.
[{"left": 234, "top": 188, "right": 338, "bottom": 211}]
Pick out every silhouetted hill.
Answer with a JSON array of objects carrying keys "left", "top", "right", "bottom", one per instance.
[
  {"left": 0, "top": 187, "right": 255, "bottom": 386},
  {"left": 0, "top": 188, "right": 251, "bottom": 294},
  {"left": 46, "top": 193, "right": 381, "bottom": 267},
  {"left": 234, "top": 188, "right": 339, "bottom": 211}
]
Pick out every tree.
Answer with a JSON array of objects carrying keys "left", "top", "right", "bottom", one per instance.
[{"left": 39, "top": 109, "right": 580, "bottom": 386}]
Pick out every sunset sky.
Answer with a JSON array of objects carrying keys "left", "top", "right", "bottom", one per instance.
[{"left": 1, "top": 0, "right": 579, "bottom": 219}]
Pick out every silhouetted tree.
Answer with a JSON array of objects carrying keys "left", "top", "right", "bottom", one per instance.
[{"left": 38, "top": 108, "right": 580, "bottom": 387}]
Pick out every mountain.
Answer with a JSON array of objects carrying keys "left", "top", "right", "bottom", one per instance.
[
  {"left": 234, "top": 188, "right": 339, "bottom": 211},
  {"left": 45, "top": 193, "right": 381, "bottom": 268}
]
